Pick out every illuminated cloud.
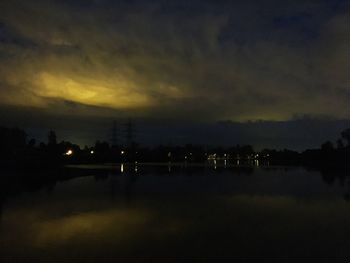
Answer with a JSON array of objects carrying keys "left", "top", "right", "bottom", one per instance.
[
  {"left": 35, "top": 72, "right": 152, "bottom": 108},
  {"left": 0, "top": 0, "right": 350, "bottom": 121}
]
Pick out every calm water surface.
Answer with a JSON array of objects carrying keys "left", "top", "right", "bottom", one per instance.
[{"left": 1, "top": 164, "right": 350, "bottom": 262}]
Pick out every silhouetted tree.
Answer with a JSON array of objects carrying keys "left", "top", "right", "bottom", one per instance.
[
  {"left": 0, "top": 126, "right": 27, "bottom": 160},
  {"left": 28, "top": 138, "right": 36, "bottom": 148},
  {"left": 240, "top": 145, "right": 254, "bottom": 156},
  {"left": 341, "top": 129, "right": 350, "bottom": 147},
  {"left": 337, "top": 139, "right": 344, "bottom": 149},
  {"left": 48, "top": 130, "right": 57, "bottom": 146},
  {"left": 321, "top": 141, "right": 334, "bottom": 152},
  {"left": 45, "top": 130, "right": 61, "bottom": 164}
]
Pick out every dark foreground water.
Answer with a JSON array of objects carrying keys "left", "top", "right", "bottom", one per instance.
[{"left": 1, "top": 164, "right": 350, "bottom": 262}]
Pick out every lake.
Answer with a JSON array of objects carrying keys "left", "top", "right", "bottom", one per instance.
[{"left": 1, "top": 163, "right": 350, "bottom": 262}]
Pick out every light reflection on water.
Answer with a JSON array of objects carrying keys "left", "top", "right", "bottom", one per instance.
[{"left": 1, "top": 165, "right": 350, "bottom": 262}]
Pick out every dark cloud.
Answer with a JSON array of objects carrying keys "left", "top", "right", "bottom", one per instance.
[{"left": 0, "top": 0, "right": 350, "bottom": 147}]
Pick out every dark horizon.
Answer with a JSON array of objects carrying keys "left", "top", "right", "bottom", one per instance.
[{"left": 2, "top": 106, "right": 350, "bottom": 151}]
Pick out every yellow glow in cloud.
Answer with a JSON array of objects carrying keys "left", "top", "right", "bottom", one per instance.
[
  {"left": 156, "top": 84, "right": 187, "bottom": 99},
  {"left": 35, "top": 72, "right": 152, "bottom": 108}
]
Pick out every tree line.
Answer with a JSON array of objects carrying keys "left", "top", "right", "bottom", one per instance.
[{"left": 1, "top": 126, "right": 350, "bottom": 168}]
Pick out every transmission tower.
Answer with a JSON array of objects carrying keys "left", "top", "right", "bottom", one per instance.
[
  {"left": 111, "top": 120, "right": 119, "bottom": 147},
  {"left": 125, "top": 119, "right": 135, "bottom": 148}
]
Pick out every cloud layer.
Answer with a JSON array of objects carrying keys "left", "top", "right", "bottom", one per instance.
[{"left": 1, "top": 0, "right": 350, "bottom": 121}]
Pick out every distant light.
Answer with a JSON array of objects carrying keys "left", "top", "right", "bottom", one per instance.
[
  {"left": 121, "top": 163, "right": 124, "bottom": 173},
  {"left": 90, "top": 150, "right": 94, "bottom": 154},
  {"left": 65, "top": 149, "right": 73, "bottom": 156},
  {"left": 207, "top": 153, "right": 217, "bottom": 160},
  {"left": 121, "top": 150, "right": 125, "bottom": 155}
]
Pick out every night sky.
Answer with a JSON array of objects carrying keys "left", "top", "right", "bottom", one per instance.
[{"left": 0, "top": 0, "right": 350, "bottom": 149}]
